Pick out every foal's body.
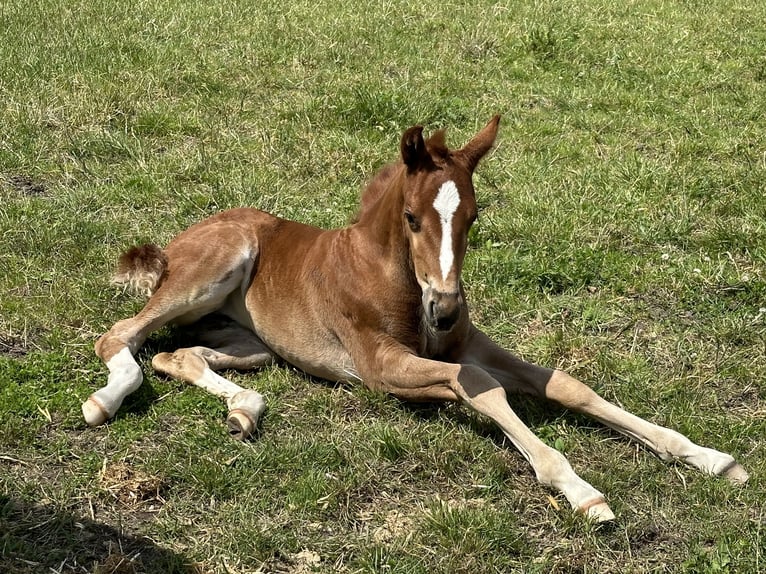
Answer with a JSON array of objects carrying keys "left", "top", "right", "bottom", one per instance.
[{"left": 85, "top": 117, "right": 747, "bottom": 521}]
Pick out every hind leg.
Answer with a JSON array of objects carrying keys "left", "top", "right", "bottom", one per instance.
[
  {"left": 84, "top": 308, "right": 168, "bottom": 426},
  {"left": 85, "top": 297, "right": 226, "bottom": 426},
  {"left": 152, "top": 320, "right": 276, "bottom": 440},
  {"left": 85, "top": 247, "right": 256, "bottom": 426}
]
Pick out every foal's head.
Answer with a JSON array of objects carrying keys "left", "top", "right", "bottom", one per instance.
[{"left": 399, "top": 115, "right": 500, "bottom": 332}]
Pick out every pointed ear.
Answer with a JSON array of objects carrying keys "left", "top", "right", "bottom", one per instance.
[
  {"left": 456, "top": 115, "right": 500, "bottom": 172},
  {"left": 400, "top": 125, "right": 429, "bottom": 171}
]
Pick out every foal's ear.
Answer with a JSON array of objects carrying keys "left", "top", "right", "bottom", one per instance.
[
  {"left": 400, "top": 125, "right": 429, "bottom": 171},
  {"left": 457, "top": 115, "right": 501, "bottom": 172}
]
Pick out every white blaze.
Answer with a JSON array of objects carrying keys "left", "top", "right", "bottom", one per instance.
[{"left": 433, "top": 180, "right": 460, "bottom": 281}]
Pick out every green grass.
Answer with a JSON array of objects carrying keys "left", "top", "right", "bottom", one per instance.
[{"left": 2, "top": 0, "right": 765, "bottom": 572}]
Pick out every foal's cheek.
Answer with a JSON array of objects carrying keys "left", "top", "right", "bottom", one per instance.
[
  {"left": 407, "top": 233, "right": 423, "bottom": 265},
  {"left": 455, "top": 237, "right": 469, "bottom": 267}
]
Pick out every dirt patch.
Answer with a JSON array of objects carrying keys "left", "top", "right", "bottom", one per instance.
[
  {"left": 4, "top": 174, "right": 46, "bottom": 196},
  {"left": 93, "top": 546, "right": 142, "bottom": 574},
  {"left": 0, "top": 323, "right": 46, "bottom": 357},
  {"left": 0, "top": 333, "right": 32, "bottom": 357},
  {"left": 260, "top": 549, "right": 325, "bottom": 574},
  {"left": 290, "top": 549, "right": 321, "bottom": 573},
  {"left": 354, "top": 501, "right": 418, "bottom": 546},
  {"left": 723, "top": 384, "right": 765, "bottom": 416},
  {"left": 372, "top": 509, "right": 416, "bottom": 544}
]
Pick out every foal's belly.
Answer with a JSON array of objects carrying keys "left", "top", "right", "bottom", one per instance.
[
  {"left": 220, "top": 284, "right": 359, "bottom": 383},
  {"left": 254, "top": 319, "right": 359, "bottom": 383},
  {"left": 277, "top": 343, "right": 359, "bottom": 383},
  {"left": 217, "top": 215, "right": 362, "bottom": 383}
]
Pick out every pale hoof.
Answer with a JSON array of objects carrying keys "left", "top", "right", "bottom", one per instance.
[
  {"left": 226, "top": 409, "right": 257, "bottom": 441},
  {"left": 82, "top": 396, "right": 110, "bottom": 426},
  {"left": 225, "top": 391, "right": 265, "bottom": 440},
  {"left": 722, "top": 462, "right": 749, "bottom": 484},
  {"left": 580, "top": 498, "right": 616, "bottom": 523}
]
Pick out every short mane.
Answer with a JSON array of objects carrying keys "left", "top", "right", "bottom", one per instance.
[{"left": 350, "top": 162, "right": 402, "bottom": 223}]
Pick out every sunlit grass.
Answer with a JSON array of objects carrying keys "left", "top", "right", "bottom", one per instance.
[{"left": 2, "top": 0, "right": 765, "bottom": 572}]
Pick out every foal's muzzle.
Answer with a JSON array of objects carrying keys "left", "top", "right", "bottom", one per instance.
[{"left": 423, "top": 289, "right": 462, "bottom": 331}]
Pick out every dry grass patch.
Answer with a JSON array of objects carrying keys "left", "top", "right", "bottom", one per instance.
[{"left": 99, "top": 460, "right": 166, "bottom": 511}]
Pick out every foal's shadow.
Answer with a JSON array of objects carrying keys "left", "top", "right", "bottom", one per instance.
[
  {"left": 121, "top": 324, "right": 597, "bottom": 449},
  {"left": 400, "top": 391, "right": 582, "bottom": 445},
  {"left": 0, "top": 494, "right": 192, "bottom": 573}
]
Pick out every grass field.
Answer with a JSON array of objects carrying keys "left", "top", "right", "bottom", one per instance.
[{"left": 2, "top": 0, "right": 765, "bottom": 572}]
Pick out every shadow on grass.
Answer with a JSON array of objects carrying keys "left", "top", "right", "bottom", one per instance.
[
  {"left": 120, "top": 320, "right": 602, "bottom": 452},
  {"left": 0, "top": 494, "right": 193, "bottom": 573},
  {"left": 399, "top": 391, "right": 581, "bottom": 440}
]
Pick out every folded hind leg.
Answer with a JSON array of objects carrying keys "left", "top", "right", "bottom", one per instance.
[
  {"left": 152, "top": 320, "right": 276, "bottom": 440},
  {"left": 85, "top": 243, "right": 256, "bottom": 427}
]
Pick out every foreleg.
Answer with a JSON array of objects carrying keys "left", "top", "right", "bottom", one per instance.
[
  {"left": 460, "top": 327, "right": 748, "bottom": 483},
  {"left": 366, "top": 349, "right": 616, "bottom": 521},
  {"left": 152, "top": 324, "right": 275, "bottom": 440}
]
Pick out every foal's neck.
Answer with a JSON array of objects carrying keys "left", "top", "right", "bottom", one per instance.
[
  {"left": 354, "top": 164, "right": 414, "bottom": 273},
  {"left": 353, "top": 163, "right": 400, "bottom": 222}
]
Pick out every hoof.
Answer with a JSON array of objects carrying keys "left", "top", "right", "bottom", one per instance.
[
  {"left": 82, "top": 396, "right": 110, "bottom": 426},
  {"left": 226, "top": 391, "right": 265, "bottom": 440},
  {"left": 722, "top": 462, "right": 749, "bottom": 485},
  {"left": 580, "top": 498, "right": 616, "bottom": 523},
  {"left": 226, "top": 409, "right": 257, "bottom": 441}
]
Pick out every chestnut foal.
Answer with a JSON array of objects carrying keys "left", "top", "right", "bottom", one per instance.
[{"left": 85, "top": 116, "right": 747, "bottom": 521}]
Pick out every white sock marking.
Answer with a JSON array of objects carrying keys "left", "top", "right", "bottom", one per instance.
[
  {"left": 433, "top": 180, "right": 460, "bottom": 281},
  {"left": 196, "top": 367, "right": 247, "bottom": 400},
  {"left": 92, "top": 347, "right": 143, "bottom": 417},
  {"left": 196, "top": 368, "right": 265, "bottom": 420}
]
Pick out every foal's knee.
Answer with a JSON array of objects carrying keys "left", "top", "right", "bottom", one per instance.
[{"left": 152, "top": 348, "right": 207, "bottom": 382}]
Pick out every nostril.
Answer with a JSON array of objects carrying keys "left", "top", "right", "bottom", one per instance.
[
  {"left": 428, "top": 299, "right": 437, "bottom": 320},
  {"left": 432, "top": 303, "right": 459, "bottom": 330}
]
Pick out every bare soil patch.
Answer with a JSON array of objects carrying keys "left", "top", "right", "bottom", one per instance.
[
  {"left": 99, "top": 461, "right": 167, "bottom": 511},
  {"left": 4, "top": 174, "right": 46, "bottom": 196},
  {"left": 0, "top": 333, "right": 31, "bottom": 358}
]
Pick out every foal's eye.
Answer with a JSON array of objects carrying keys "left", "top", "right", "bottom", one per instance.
[{"left": 404, "top": 211, "right": 420, "bottom": 232}]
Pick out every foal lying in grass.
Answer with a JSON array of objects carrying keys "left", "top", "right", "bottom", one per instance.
[{"left": 85, "top": 116, "right": 747, "bottom": 521}]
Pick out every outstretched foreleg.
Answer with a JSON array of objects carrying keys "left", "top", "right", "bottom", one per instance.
[
  {"left": 362, "top": 347, "right": 616, "bottom": 521},
  {"left": 460, "top": 327, "right": 748, "bottom": 483}
]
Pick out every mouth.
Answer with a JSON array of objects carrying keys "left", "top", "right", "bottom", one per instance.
[{"left": 431, "top": 315, "right": 458, "bottom": 332}]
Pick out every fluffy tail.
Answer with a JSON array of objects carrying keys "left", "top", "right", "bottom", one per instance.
[{"left": 111, "top": 244, "right": 168, "bottom": 297}]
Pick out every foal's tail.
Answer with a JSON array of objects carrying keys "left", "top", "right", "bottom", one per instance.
[{"left": 111, "top": 244, "right": 168, "bottom": 298}]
